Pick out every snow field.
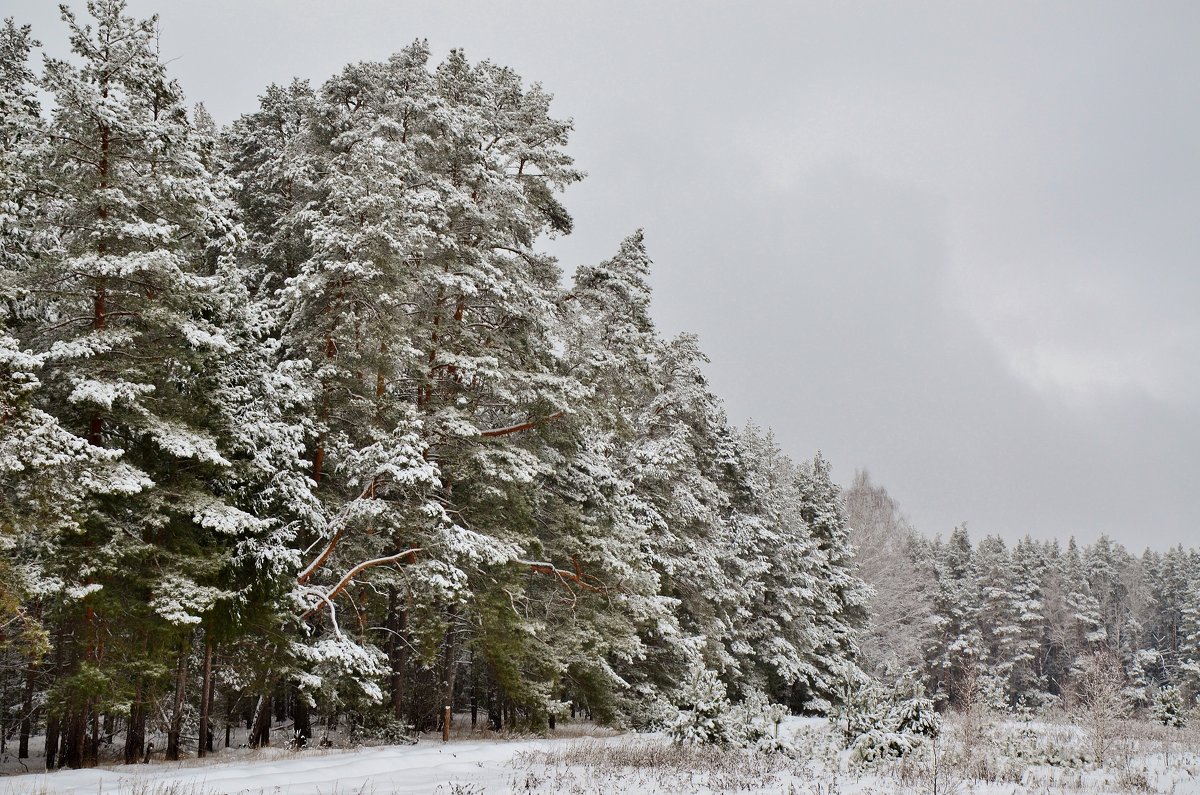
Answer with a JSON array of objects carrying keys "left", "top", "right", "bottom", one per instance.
[{"left": 8, "top": 715, "right": 1200, "bottom": 794}]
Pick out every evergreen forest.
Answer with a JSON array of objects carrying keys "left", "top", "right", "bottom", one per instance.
[{"left": 1, "top": 2, "right": 1197, "bottom": 776}]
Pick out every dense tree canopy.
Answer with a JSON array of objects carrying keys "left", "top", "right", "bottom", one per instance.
[{"left": 0, "top": 2, "right": 868, "bottom": 767}]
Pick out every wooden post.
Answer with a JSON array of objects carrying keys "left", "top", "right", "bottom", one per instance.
[{"left": 442, "top": 705, "right": 451, "bottom": 743}]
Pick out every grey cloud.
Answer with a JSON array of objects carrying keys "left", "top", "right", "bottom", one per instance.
[{"left": 10, "top": 0, "right": 1199, "bottom": 546}]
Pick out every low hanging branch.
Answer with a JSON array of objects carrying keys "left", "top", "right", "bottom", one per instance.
[
  {"left": 300, "top": 412, "right": 565, "bottom": 586},
  {"left": 300, "top": 548, "right": 421, "bottom": 621},
  {"left": 480, "top": 411, "right": 565, "bottom": 438},
  {"left": 302, "top": 548, "right": 611, "bottom": 623},
  {"left": 297, "top": 477, "right": 381, "bottom": 586}
]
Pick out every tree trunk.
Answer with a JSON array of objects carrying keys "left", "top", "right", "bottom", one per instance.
[
  {"left": 487, "top": 689, "right": 501, "bottom": 731},
  {"left": 206, "top": 666, "right": 216, "bottom": 752},
  {"left": 86, "top": 708, "right": 99, "bottom": 766},
  {"left": 18, "top": 664, "right": 35, "bottom": 759},
  {"left": 58, "top": 724, "right": 69, "bottom": 767},
  {"left": 198, "top": 639, "right": 213, "bottom": 758},
  {"left": 103, "top": 711, "right": 115, "bottom": 746},
  {"left": 165, "top": 641, "right": 190, "bottom": 761},
  {"left": 249, "top": 693, "right": 273, "bottom": 748},
  {"left": 1, "top": 672, "right": 8, "bottom": 755},
  {"left": 443, "top": 605, "right": 458, "bottom": 718},
  {"left": 274, "top": 679, "right": 286, "bottom": 722},
  {"left": 387, "top": 587, "right": 408, "bottom": 723},
  {"left": 44, "top": 711, "right": 60, "bottom": 770},
  {"left": 124, "top": 692, "right": 145, "bottom": 765},
  {"left": 293, "top": 683, "right": 310, "bottom": 747},
  {"left": 62, "top": 703, "right": 86, "bottom": 769}
]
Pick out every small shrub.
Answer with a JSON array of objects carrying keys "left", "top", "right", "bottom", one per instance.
[
  {"left": 350, "top": 713, "right": 417, "bottom": 745},
  {"left": 1115, "top": 768, "right": 1153, "bottom": 792},
  {"left": 1152, "top": 685, "right": 1188, "bottom": 728},
  {"left": 668, "top": 666, "right": 735, "bottom": 746},
  {"left": 1072, "top": 651, "right": 1130, "bottom": 765},
  {"left": 834, "top": 669, "right": 941, "bottom": 765}
]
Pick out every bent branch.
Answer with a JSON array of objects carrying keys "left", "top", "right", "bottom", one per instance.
[{"left": 300, "top": 548, "right": 421, "bottom": 620}]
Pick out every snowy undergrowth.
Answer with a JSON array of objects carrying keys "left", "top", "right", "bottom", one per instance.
[{"left": 8, "top": 715, "right": 1200, "bottom": 794}]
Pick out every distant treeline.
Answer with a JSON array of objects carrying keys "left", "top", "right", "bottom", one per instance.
[{"left": 847, "top": 472, "right": 1200, "bottom": 714}]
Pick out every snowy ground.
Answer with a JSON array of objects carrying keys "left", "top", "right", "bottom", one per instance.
[{"left": 6, "top": 716, "right": 1200, "bottom": 794}]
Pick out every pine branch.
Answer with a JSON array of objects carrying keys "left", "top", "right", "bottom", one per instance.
[
  {"left": 296, "top": 477, "right": 379, "bottom": 585},
  {"left": 300, "top": 548, "right": 421, "bottom": 620},
  {"left": 479, "top": 411, "right": 564, "bottom": 438},
  {"left": 518, "top": 556, "right": 611, "bottom": 594}
]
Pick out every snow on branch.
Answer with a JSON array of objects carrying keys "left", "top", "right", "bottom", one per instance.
[
  {"left": 300, "top": 548, "right": 422, "bottom": 621},
  {"left": 296, "top": 477, "right": 380, "bottom": 586}
]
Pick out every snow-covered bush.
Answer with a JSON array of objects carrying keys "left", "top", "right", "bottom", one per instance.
[
  {"left": 835, "top": 670, "right": 941, "bottom": 765},
  {"left": 849, "top": 726, "right": 929, "bottom": 764},
  {"left": 627, "top": 691, "right": 679, "bottom": 732},
  {"left": 891, "top": 693, "right": 940, "bottom": 737},
  {"left": 668, "top": 671, "right": 799, "bottom": 755},
  {"left": 1151, "top": 685, "right": 1187, "bottom": 728},
  {"left": 1001, "top": 724, "right": 1090, "bottom": 769},
  {"left": 731, "top": 691, "right": 803, "bottom": 756},
  {"left": 833, "top": 678, "right": 889, "bottom": 746},
  {"left": 668, "top": 667, "right": 735, "bottom": 745},
  {"left": 357, "top": 715, "right": 418, "bottom": 745}
]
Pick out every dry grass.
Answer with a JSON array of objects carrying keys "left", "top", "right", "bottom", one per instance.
[
  {"left": 509, "top": 737, "right": 816, "bottom": 793},
  {"left": 1, "top": 782, "right": 217, "bottom": 795},
  {"left": 428, "top": 716, "right": 620, "bottom": 744}
]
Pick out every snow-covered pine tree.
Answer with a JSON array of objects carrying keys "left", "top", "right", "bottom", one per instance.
[
  {"left": 726, "top": 425, "right": 822, "bottom": 704},
  {"left": 0, "top": 16, "right": 139, "bottom": 762},
  {"left": 0, "top": 17, "right": 42, "bottom": 280},
  {"left": 1142, "top": 545, "right": 1195, "bottom": 680},
  {"left": 920, "top": 525, "right": 984, "bottom": 707},
  {"left": 1178, "top": 577, "right": 1200, "bottom": 699},
  {"left": 973, "top": 535, "right": 1018, "bottom": 687},
  {"left": 12, "top": 0, "right": 253, "bottom": 766},
  {"left": 1007, "top": 538, "right": 1050, "bottom": 705},
  {"left": 222, "top": 79, "right": 319, "bottom": 299},
  {"left": 791, "top": 451, "right": 871, "bottom": 711},
  {"left": 1062, "top": 537, "right": 1108, "bottom": 653},
  {"left": 622, "top": 334, "right": 748, "bottom": 711},
  {"left": 225, "top": 42, "right": 592, "bottom": 731},
  {"left": 526, "top": 230, "right": 678, "bottom": 727},
  {"left": 1084, "top": 536, "right": 1136, "bottom": 656}
]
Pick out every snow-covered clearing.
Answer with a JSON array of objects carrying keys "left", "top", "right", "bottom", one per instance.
[
  {"left": 7, "top": 716, "right": 1200, "bottom": 795},
  {"left": 6, "top": 739, "right": 547, "bottom": 795}
]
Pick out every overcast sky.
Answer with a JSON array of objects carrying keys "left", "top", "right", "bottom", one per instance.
[{"left": 12, "top": 1, "right": 1200, "bottom": 549}]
